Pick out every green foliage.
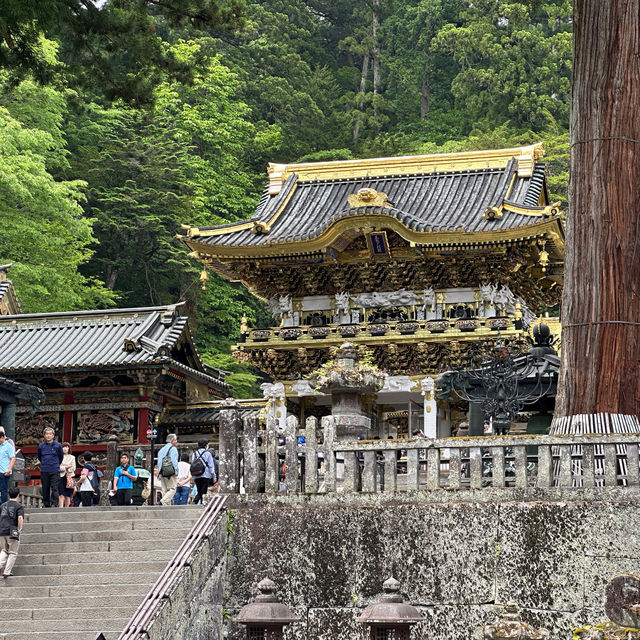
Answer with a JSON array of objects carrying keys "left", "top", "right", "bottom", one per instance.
[
  {"left": 0, "top": 0, "right": 573, "bottom": 379},
  {"left": 0, "top": 0, "right": 246, "bottom": 104},
  {"left": 0, "top": 76, "right": 113, "bottom": 312}
]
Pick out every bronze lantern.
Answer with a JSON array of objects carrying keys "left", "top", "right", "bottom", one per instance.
[
  {"left": 357, "top": 577, "right": 422, "bottom": 640},
  {"left": 234, "top": 578, "right": 299, "bottom": 639}
]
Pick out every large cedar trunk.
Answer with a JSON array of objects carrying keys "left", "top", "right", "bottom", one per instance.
[{"left": 555, "top": 0, "right": 640, "bottom": 420}]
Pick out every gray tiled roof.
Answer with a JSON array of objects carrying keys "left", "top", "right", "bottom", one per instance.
[
  {"left": 0, "top": 305, "right": 227, "bottom": 390},
  {"left": 195, "top": 160, "right": 553, "bottom": 248},
  {"left": 0, "top": 280, "right": 21, "bottom": 313},
  {"left": 158, "top": 403, "right": 263, "bottom": 425}
]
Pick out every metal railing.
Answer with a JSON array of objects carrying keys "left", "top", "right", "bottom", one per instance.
[{"left": 116, "top": 494, "right": 228, "bottom": 640}]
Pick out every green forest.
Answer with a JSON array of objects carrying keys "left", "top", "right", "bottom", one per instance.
[{"left": 0, "top": 0, "right": 571, "bottom": 396}]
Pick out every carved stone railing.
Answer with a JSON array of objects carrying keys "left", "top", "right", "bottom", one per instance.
[
  {"left": 18, "top": 486, "right": 44, "bottom": 508},
  {"left": 242, "top": 316, "right": 523, "bottom": 348},
  {"left": 220, "top": 414, "right": 640, "bottom": 497}
]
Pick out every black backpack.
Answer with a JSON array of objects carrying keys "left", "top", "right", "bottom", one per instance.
[{"left": 190, "top": 450, "right": 206, "bottom": 477}]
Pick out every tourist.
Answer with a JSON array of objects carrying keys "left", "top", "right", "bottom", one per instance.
[
  {"left": 0, "top": 486, "right": 24, "bottom": 578},
  {"left": 37, "top": 427, "right": 63, "bottom": 508},
  {"left": 191, "top": 439, "right": 215, "bottom": 504},
  {"left": 0, "top": 431, "right": 15, "bottom": 504},
  {"left": 157, "top": 434, "right": 179, "bottom": 506},
  {"left": 77, "top": 452, "right": 101, "bottom": 507},
  {"left": 113, "top": 452, "right": 138, "bottom": 506},
  {"left": 58, "top": 442, "right": 76, "bottom": 508},
  {"left": 174, "top": 453, "right": 192, "bottom": 505}
]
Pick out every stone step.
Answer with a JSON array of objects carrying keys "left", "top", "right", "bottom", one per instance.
[
  {"left": 0, "top": 594, "right": 141, "bottom": 612},
  {"left": 18, "top": 537, "right": 186, "bottom": 554},
  {"left": 1, "top": 633, "right": 120, "bottom": 640},
  {"left": 11, "top": 604, "right": 139, "bottom": 621},
  {"left": 0, "top": 583, "right": 150, "bottom": 598},
  {"left": 5, "top": 617, "right": 131, "bottom": 632},
  {"left": 25, "top": 505, "right": 202, "bottom": 523},
  {"left": 11, "top": 560, "right": 169, "bottom": 576},
  {"left": 0, "top": 571, "right": 159, "bottom": 587},
  {"left": 23, "top": 517, "right": 199, "bottom": 534},
  {"left": 16, "top": 548, "right": 173, "bottom": 565},
  {"left": 22, "top": 528, "right": 193, "bottom": 544}
]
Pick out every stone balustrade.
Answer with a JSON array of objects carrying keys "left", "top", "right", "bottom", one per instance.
[{"left": 219, "top": 413, "right": 640, "bottom": 498}]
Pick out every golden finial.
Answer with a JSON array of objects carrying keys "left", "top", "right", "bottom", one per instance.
[{"left": 240, "top": 313, "right": 249, "bottom": 335}]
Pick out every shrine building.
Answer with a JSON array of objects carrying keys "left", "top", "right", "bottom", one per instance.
[
  {"left": 180, "top": 144, "right": 564, "bottom": 438},
  {"left": 0, "top": 304, "right": 228, "bottom": 481}
]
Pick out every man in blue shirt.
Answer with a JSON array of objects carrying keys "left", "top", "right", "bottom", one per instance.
[
  {"left": 0, "top": 431, "right": 16, "bottom": 504},
  {"left": 37, "top": 428, "right": 63, "bottom": 508},
  {"left": 157, "top": 433, "right": 178, "bottom": 506},
  {"left": 113, "top": 453, "right": 138, "bottom": 506}
]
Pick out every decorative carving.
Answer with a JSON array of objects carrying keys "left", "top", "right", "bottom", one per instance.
[
  {"left": 352, "top": 288, "right": 420, "bottom": 308},
  {"left": 16, "top": 413, "right": 61, "bottom": 445},
  {"left": 347, "top": 188, "right": 392, "bottom": 208},
  {"left": 422, "top": 286, "right": 436, "bottom": 310},
  {"left": 123, "top": 338, "right": 142, "bottom": 352},
  {"left": 267, "top": 294, "right": 293, "bottom": 317},
  {"left": 483, "top": 205, "right": 503, "bottom": 220},
  {"left": 75, "top": 410, "right": 134, "bottom": 444},
  {"left": 334, "top": 291, "right": 350, "bottom": 315}
]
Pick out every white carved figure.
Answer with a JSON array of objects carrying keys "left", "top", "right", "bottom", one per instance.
[
  {"left": 267, "top": 295, "right": 293, "bottom": 317},
  {"left": 261, "top": 382, "right": 286, "bottom": 400},
  {"left": 421, "top": 377, "right": 435, "bottom": 394},
  {"left": 352, "top": 289, "right": 419, "bottom": 309},
  {"left": 480, "top": 283, "right": 498, "bottom": 306},
  {"left": 382, "top": 376, "right": 414, "bottom": 392},
  {"left": 421, "top": 287, "right": 436, "bottom": 311},
  {"left": 494, "top": 286, "right": 516, "bottom": 315},
  {"left": 517, "top": 297, "right": 537, "bottom": 326},
  {"left": 334, "top": 292, "right": 351, "bottom": 315}
]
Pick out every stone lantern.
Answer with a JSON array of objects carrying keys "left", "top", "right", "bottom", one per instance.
[
  {"left": 307, "top": 342, "right": 386, "bottom": 440},
  {"left": 357, "top": 577, "right": 422, "bottom": 640},
  {"left": 472, "top": 602, "right": 549, "bottom": 639},
  {"left": 234, "top": 578, "right": 298, "bottom": 639}
]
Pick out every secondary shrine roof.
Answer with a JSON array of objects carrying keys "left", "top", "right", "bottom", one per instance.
[
  {"left": 0, "top": 305, "right": 228, "bottom": 391},
  {"left": 180, "top": 144, "right": 563, "bottom": 257}
]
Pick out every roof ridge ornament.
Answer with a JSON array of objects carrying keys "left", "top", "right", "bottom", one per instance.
[{"left": 347, "top": 188, "right": 393, "bottom": 209}]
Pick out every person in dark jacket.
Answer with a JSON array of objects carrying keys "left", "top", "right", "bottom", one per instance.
[{"left": 37, "top": 428, "right": 63, "bottom": 508}]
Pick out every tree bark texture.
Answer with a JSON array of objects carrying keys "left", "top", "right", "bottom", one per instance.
[
  {"left": 556, "top": 0, "right": 640, "bottom": 418},
  {"left": 352, "top": 52, "right": 369, "bottom": 143}
]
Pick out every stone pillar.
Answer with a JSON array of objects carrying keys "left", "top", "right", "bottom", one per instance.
[
  {"left": 421, "top": 377, "right": 437, "bottom": 438},
  {"left": 322, "top": 415, "right": 336, "bottom": 492},
  {"left": 305, "top": 416, "right": 318, "bottom": 494},
  {"left": 265, "top": 417, "right": 279, "bottom": 493},
  {"left": 243, "top": 416, "right": 259, "bottom": 494},
  {"left": 218, "top": 398, "right": 241, "bottom": 493},
  {"left": 2, "top": 403, "right": 16, "bottom": 443},
  {"left": 106, "top": 435, "right": 119, "bottom": 480},
  {"left": 284, "top": 414, "right": 299, "bottom": 493}
]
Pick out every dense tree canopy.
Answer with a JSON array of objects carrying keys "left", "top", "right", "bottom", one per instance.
[{"left": 0, "top": 0, "right": 573, "bottom": 395}]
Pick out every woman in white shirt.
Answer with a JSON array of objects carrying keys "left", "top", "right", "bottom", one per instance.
[
  {"left": 58, "top": 442, "right": 76, "bottom": 508},
  {"left": 174, "top": 453, "right": 192, "bottom": 505}
]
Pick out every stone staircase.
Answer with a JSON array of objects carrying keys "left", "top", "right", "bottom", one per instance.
[{"left": 0, "top": 505, "right": 204, "bottom": 640}]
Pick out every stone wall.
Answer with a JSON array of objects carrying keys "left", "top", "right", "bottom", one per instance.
[{"left": 221, "top": 491, "right": 640, "bottom": 639}]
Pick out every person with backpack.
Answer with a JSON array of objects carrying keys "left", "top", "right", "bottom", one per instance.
[
  {"left": 157, "top": 434, "right": 179, "bottom": 506},
  {"left": 0, "top": 486, "right": 24, "bottom": 577},
  {"left": 77, "top": 452, "right": 102, "bottom": 506},
  {"left": 191, "top": 439, "right": 216, "bottom": 504}
]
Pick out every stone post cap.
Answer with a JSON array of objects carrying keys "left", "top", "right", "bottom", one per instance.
[
  {"left": 473, "top": 602, "right": 549, "bottom": 639},
  {"left": 233, "top": 578, "right": 299, "bottom": 626},
  {"left": 357, "top": 577, "right": 422, "bottom": 625},
  {"left": 220, "top": 397, "right": 241, "bottom": 410}
]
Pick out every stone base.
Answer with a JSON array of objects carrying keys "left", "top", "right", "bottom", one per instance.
[{"left": 332, "top": 414, "right": 371, "bottom": 438}]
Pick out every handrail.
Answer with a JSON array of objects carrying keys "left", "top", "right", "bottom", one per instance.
[{"left": 117, "top": 495, "right": 228, "bottom": 640}]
